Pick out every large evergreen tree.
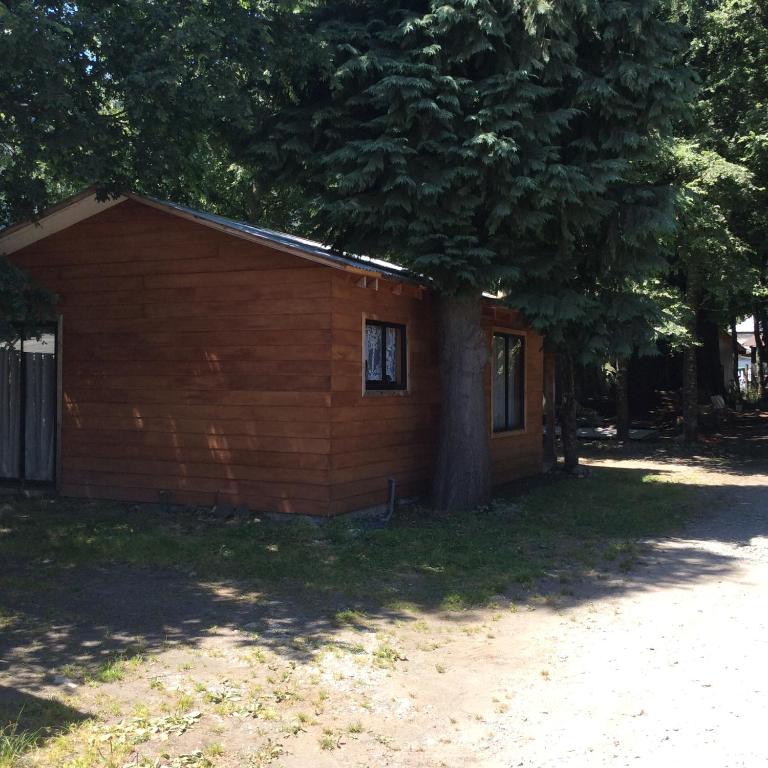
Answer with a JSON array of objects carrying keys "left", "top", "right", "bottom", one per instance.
[{"left": 252, "top": 0, "right": 690, "bottom": 504}]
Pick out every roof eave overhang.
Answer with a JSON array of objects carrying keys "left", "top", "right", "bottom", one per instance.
[
  {"left": 0, "top": 189, "right": 419, "bottom": 286},
  {"left": 0, "top": 189, "right": 127, "bottom": 256}
]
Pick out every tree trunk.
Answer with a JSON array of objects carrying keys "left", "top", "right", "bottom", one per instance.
[
  {"left": 682, "top": 268, "right": 700, "bottom": 443},
  {"left": 682, "top": 343, "right": 698, "bottom": 442},
  {"left": 699, "top": 311, "right": 725, "bottom": 398},
  {"left": 543, "top": 349, "right": 557, "bottom": 468},
  {"left": 730, "top": 317, "right": 740, "bottom": 397},
  {"left": 616, "top": 357, "right": 630, "bottom": 441},
  {"left": 431, "top": 294, "right": 491, "bottom": 512},
  {"left": 558, "top": 352, "right": 579, "bottom": 473},
  {"left": 754, "top": 304, "right": 766, "bottom": 401}
]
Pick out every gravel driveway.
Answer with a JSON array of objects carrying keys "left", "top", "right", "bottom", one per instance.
[{"left": 467, "top": 457, "right": 768, "bottom": 768}]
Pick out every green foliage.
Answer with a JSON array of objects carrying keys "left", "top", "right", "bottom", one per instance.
[
  {"left": 0, "top": 696, "right": 86, "bottom": 768},
  {"left": 0, "top": 1, "right": 100, "bottom": 223},
  {"left": 670, "top": 139, "right": 757, "bottom": 315},
  {"left": 0, "top": 256, "right": 57, "bottom": 343},
  {"left": 671, "top": 0, "right": 768, "bottom": 324},
  {"left": 506, "top": 2, "right": 694, "bottom": 360},
  {"left": 0, "top": 1, "right": 305, "bottom": 228},
  {"left": 253, "top": 0, "right": 692, "bottom": 361},
  {"left": 5, "top": 0, "right": 758, "bottom": 371},
  {"left": 1, "top": 1, "right": 314, "bottom": 321},
  {"left": 641, "top": 277, "right": 696, "bottom": 350}
]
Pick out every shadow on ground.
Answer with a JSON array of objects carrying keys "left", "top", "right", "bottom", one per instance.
[
  {"left": 1, "top": 457, "right": 766, "bottom": 700},
  {"left": 581, "top": 410, "right": 768, "bottom": 477}
]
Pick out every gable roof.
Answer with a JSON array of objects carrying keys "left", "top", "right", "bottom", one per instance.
[{"left": 0, "top": 188, "right": 419, "bottom": 283}]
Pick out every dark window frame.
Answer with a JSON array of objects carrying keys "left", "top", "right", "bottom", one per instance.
[
  {"left": 492, "top": 331, "right": 525, "bottom": 433},
  {"left": 364, "top": 319, "right": 408, "bottom": 391}
]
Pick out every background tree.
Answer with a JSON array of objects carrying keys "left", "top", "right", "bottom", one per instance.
[
  {"left": 500, "top": 2, "right": 692, "bottom": 470},
  {"left": 0, "top": 0, "right": 302, "bottom": 226},
  {"left": 669, "top": 141, "right": 756, "bottom": 438},
  {"left": 572, "top": 0, "right": 765, "bottom": 443},
  {"left": 659, "top": 0, "right": 766, "bottom": 435},
  {"left": 1, "top": 0, "right": 305, "bottom": 333},
  {"left": 697, "top": 0, "right": 768, "bottom": 401}
]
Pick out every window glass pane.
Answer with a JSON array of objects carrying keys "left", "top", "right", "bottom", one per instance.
[
  {"left": 507, "top": 336, "right": 524, "bottom": 429},
  {"left": 492, "top": 334, "right": 506, "bottom": 431},
  {"left": 385, "top": 326, "right": 398, "bottom": 383},
  {"left": 366, "top": 324, "right": 382, "bottom": 381},
  {"left": 365, "top": 321, "right": 406, "bottom": 390}
]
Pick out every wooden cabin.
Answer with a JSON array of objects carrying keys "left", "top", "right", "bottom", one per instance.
[{"left": 0, "top": 191, "right": 544, "bottom": 516}]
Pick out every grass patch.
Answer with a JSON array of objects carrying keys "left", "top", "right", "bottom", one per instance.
[
  {"left": 0, "top": 608, "right": 19, "bottom": 632},
  {"left": 59, "top": 648, "right": 146, "bottom": 686},
  {"left": 0, "top": 467, "right": 696, "bottom": 610},
  {"left": 319, "top": 731, "right": 338, "bottom": 751},
  {"left": 0, "top": 694, "right": 90, "bottom": 768},
  {"left": 372, "top": 643, "right": 405, "bottom": 668},
  {"left": 332, "top": 609, "right": 368, "bottom": 627},
  {"left": 92, "top": 657, "right": 127, "bottom": 684},
  {"left": 0, "top": 721, "right": 39, "bottom": 768}
]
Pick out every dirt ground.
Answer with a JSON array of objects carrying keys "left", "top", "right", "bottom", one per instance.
[{"left": 3, "top": 447, "right": 768, "bottom": 767}]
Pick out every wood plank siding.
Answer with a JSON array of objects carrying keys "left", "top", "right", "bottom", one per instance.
[
  {"left": 328, "top": 276, "right": 544, "bottom": 515},
  {"left": 483, "top": 305, "right": 545, "bottom": 485},
  {"left": 329, "top": 273, "right": 440, "bottom": 515},
  {"left": 11, "top": 199, "right": 335, "bottom": 515},
  {"left": 8, "top": 197, "right": 543, "bottom": 516}
]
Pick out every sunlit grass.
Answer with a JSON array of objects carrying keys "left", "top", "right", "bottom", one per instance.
[
  {"left": 58, "top": 648, "right": 146, "bottom": 686},
  {"left": 0, "top": 721, "right": 39, "bottom": 768},
  {"left": 0, "top": 696, "right": 92, "bottom": 768}
]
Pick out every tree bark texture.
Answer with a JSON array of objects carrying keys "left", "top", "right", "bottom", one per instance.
[
  {"left": 699, "top": 311, "right": 725, "bottom": 398},
  {"left": 682, "top": 344, "right": 698, "bottom": 442},
  {"left": 543, "top": 349, "right": 557, "bottom": 468},
  {"left": 616, "top": 357, "right": 630, "bottom": 441},
  {"left": 431, "top": 294, "right": 492, "bottom": 512},
  {"left": 682, "top": 269, "right": 700, "bottom": 443},
  {"left": 730, "top": 317, "right": 740, "bottom": 397},
  {"left": 558, "top": 352, "right": 579, "bottom": 473},
  {"left": 754, "top": 304, "right": 765, "bottom": 401}
]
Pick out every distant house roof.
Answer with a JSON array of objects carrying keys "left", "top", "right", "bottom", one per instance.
[
  {"left": 720, "top": 330, "right": 749, "bottom": 356},
  {"left": 734, "top": 338, "right": 750, "bottom": 355},
  {"left": 0, "top": 187, "right": 421, "bottom": 284},
  {"left": 738, "top": 332, "right": 756, "bottom": 350}
]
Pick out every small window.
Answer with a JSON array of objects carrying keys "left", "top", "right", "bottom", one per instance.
[
  {"left": 365, "top": 320, "right": 407, "bottom": 391},
  {"left": 492, "top": 332, "right": 525, "bottom": 432}
]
